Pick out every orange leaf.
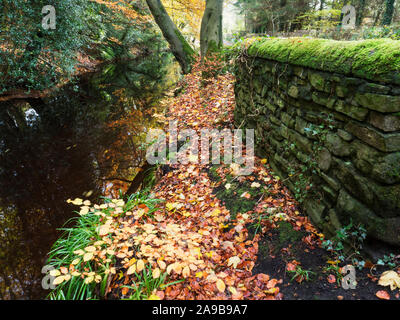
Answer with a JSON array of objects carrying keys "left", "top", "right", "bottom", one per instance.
[
  {"left": 121, "top": 287, "right": 129, "bottom": 296},
  {"left": 286, "top": 263, "right": 296, "bottom": 272},
  {"left": 327, "top": 274, "right": 336, "bottom": 284},
  {"left": 267, "top": 279, "right": 278, "bottom": 289},
  {"left": 376, "top": 290, "right": 390, "bottom": 300},
  {"left": 257, "top": 273, "right": 270, "bottom": 283}
]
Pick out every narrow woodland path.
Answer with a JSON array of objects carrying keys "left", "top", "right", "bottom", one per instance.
[
  {"left": 104, "top": 61, "right": 321, "bottom": 300},
  {"left": 104, "top": 61, "right": 397, "bottom": 300}
]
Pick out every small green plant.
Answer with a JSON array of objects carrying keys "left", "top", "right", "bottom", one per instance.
[
  {"left": 123, "top": 188, "right": 163, "bottom": 218},
  {"left": 323, "top": 264, "right": 343, "bottom": 285},
  {"left": 287, "top": 266, "right": 315, "bottom": 283},
  {"left": 122, "top": 265, "right": 184, "bottom": 300},
  {"left": 322, "top": 220, "right": 367, "bottom": 270},
  {"left": 377, "top": 253, "right": 400, "bottom": 269},
  {"left": 47, "top": 209, "right": 111, "bottom": 300},
  {"left": 250, "top": 210, "right": 274, "bottom": 237}
]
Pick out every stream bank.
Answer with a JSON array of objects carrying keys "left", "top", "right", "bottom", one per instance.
[{"left": 0, "top": 54, "right": 179, "bottom": 299}]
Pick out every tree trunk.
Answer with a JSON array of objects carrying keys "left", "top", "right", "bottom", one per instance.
[
  {"left": 356, "top": 0, "right": 366, "bottom": 26},
  {"left": 381, "top": 0, "right": 395, "bottom": 25},
  {"left": 200, "top": 0, "right": 223, "bottom": 58},
  {"left": 145, "top": 0, "right": 196, "bottom": 74}
]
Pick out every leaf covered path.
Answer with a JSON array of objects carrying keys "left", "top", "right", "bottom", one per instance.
[{"left": 105, "top": 61, "right": 325, "bottom": 300}]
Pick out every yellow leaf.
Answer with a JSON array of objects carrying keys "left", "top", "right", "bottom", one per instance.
[
  {"left": 227, "top": 256, "right": 241, "bottom": 268},
  {"left": 83, "top": 252, "right": 94, "bottom": 262},
  {"left": 165, "top": 202, "right": 177, "bottom": 211},
  {"left": 64, "top": 274, "right": 71, "bottom": 282},
  {"left": 250, "top": 182, "right": 261, "bottom": 188},
  {"left": 127, "top": 264, "right": 136, "bottom": 275},
  {"left": 216, "top": 279, "right": 226, "bottom": 293},
  {"left": 50, "top": 269, "right": 61, "bottom": 277},
  {"left": 229, "top": 286, "right": 237, "bottom": 295},
  {"left": 264, "top": 287, "right": 278, "bottom": 294},
  {"left": 261, "top": 158, "right": 267, "bottom": 164},
  {"left": 158, "top": 260, "right": 166, "bottom": 270},
  {"left": 79, "top": 206, "right": 89, "bottom": 216},
  {"left": 136, "top": 259, "right": 145, "bottom": 272},
  {"left": 84, "top": 276, "right": 94, "bottom": 284},
  {"left": 378, "top": 271, "right": 400, "bottom": 291},
  {"left": 153, "top": 268, "right": 161, "bottom": 279},
  {"left": 99, "top": 225, "right": 110, "bottom": 236},
  {"left": 53, "top": 276, "right": 65, "bottom": 285},
  {"left": 85, "top": 246, "right": 96, "bottom": 252},
  {"left": 148, "top": 294, "right": 161, "bottom": 300},
  {"left": 67, "top": 198, "right": 83, "bottom": 206},
  {"left": 182, "top": 266, "right": 190, "bottom": 278},
  {"left": 166, "top": 263, "right": 174, "bottom": 275}
]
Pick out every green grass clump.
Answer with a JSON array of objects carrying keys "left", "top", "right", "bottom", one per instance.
[{"left": 46, "top": 190, "right": 163, "bottom": 300}]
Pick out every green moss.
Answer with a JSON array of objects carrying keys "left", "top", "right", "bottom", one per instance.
[
  {"left": 210, "top": 166, "right": 263, "bottom": 220},
  {"left": 239, "top": 37, "right": 400, "bottom": 84},
  {"left": 277, "top": 221, "right": 304, "bottom": 246},
  {"left": 206, "top": 40, "right": 221, "bottom": 55},
  {"left": 174, "top": 29, "right": 196, "bottom": 61}
]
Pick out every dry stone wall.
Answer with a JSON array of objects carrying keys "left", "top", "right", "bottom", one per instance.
[{"left": 233, "top": 38, "right": 400, "bottom": 245}]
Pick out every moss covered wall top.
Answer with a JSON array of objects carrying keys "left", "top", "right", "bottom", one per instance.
[{"left": 233, "top": 37, "right": 400, "bottom": 85}]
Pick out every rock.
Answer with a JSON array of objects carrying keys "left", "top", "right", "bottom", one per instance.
[
  {"left": 281, "top": 112, "right": 295, "bottom": 128},
  {"left": 317, "top": 147, "right": 332, "bottom": 171},
  {"left": 304, "top": 199, "right": 325, "bottom": 225},
  {"left": 352, "top": 140, "right": 400, "bottom": 184},
  {"left": 362, "top": 83, "right": 391, "bottom": 94},
  {"left": 288, "top": 85, "right": 299, "bottom": 98},
  {"left": 325, "top": 133, "right": 352, "bottom": 157},
  {"left": 334, "top": 99, "right": 369, "bottom": 121},
  {"left": 345, "top": 121, "right": 400, "bottom": 152},
  {"left": 309, "top": 72, "right": 325, "bottom": 91},
  {"left": 234, "top": 55, "right": 400, "bottom": 247},
  {"left": 333, "top": 158, "right": 374, "bottom": 205},
  {"left": 337, "top": 129, "right": 353, "bottom": 141},
  {"left": 289, "top": 129, "right": 313, "bottom": 153},
  {"left": 336, "top": 189, "right": 400, "bottom": 246},
  {"left": 312, "top": 92, "right": 335, "bottom": 108},
  {"left": 369, "top": 111, "right": 400, "bottom": 132},
  {"left": 336, "top": 85, "right": 348, "bottom": 98},
  {"left": 328, "top": 209, "right": 342, "bottom": 230},
  {"left": 355, "top": 93, "right": 400, "bottom": 113},
  {"left": 295, "top": 116, "right": 308, "bottom": 135},
  {"left": 372, "top": 153, "right": 400, "bottom": 184},
  {"left": 320, "top": 172, "right": 341, "bottom": 191},
  {"left": 322, "top": 185, "right": 337, "bottom": 201}
]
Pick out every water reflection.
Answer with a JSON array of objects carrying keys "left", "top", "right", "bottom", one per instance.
[{"left": 0, "top": 53, "right": 179, "bottom": 299}]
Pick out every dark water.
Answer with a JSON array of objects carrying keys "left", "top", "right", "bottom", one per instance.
[{"left": 0, "top": 54, "right": 179, "bottom": 299}]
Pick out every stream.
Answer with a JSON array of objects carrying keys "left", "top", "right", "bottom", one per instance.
[{"left": 0, "top": 53, "right": 179, "bottom": 299}]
